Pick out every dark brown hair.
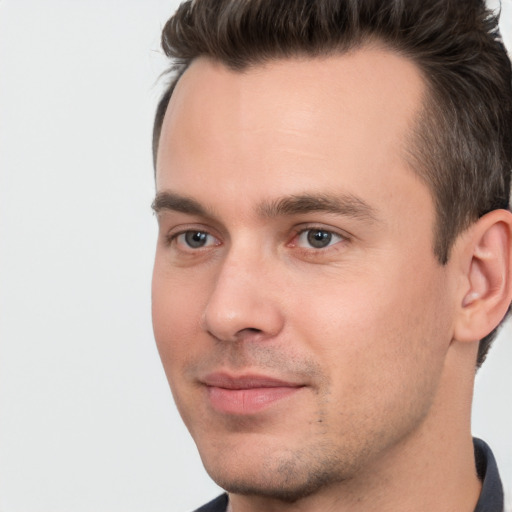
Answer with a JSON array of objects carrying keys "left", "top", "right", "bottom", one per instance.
[{"left": 153, "top": 0, "right": 512, "bottom": 366}]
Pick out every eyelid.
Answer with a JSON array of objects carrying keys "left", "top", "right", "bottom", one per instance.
[
  {"left": 287, "top": 224, "right": 351, "bottom": 254},
  {"left": 179, "top": 231, "right": 219, "bottom": 248},
  {"left": 164, "top": 224, "right": 222, "bottom": 249},
  {"left": 290, "top": 223, "right": 350, "bottom": 241}
]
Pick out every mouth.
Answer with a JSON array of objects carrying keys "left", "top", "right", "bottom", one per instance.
[{"left": 201, "top": 373, "right": 305, "bottom": 415}]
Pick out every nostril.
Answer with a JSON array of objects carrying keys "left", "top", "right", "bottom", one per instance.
[{"left": 234, "top": 327, "right": 263, "bottom": 339}]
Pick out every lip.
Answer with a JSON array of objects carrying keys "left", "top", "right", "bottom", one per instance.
[{"left": 201, "top": 373, "right": 304, "bottom": 415}]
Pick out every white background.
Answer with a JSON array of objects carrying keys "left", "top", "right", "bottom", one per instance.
[{"left": 0, "top": 1, "right": 511, "bottom": 511}]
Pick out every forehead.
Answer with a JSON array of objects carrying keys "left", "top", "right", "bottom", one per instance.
[{"left": 156, "top": 48, "right": 427, "bottom": 216}]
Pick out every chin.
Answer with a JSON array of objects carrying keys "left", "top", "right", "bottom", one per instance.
[{"left": 200, "top": 443, "right": 350, "bottom": 503}]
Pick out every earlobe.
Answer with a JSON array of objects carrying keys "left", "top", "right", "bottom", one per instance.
[{"left": 454, "top": 209, "right": 512, "bottom": 343}]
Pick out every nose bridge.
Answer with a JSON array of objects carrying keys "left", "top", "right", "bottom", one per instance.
[{"left": 202, "top": 238, "right": 284, "bottom": 342}]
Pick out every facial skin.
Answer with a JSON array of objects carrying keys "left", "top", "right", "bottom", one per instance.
[{"left": 152, "top": 49, "right": 482, "bottom": 511}]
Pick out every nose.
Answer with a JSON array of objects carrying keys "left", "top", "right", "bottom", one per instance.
[{"left": 201, "top": 249, "right": 285, "bottom": 343}]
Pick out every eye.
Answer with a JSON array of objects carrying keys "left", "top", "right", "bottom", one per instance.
[
  {"left": 296, "top": 228, "right": 344, "bottom": 249},
  {"left": 175, "top": 230, "right": 218, "bottom": 249}
]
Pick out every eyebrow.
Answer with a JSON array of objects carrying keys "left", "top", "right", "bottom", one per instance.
[
  {"left": 152, "top": 191, "right": 377, "bottom": 223},
  {"left": 257, "top": 193, "right": 378, "bottom": 222},
  {"left": 152, "top": 192, "right": 210, "bottom": 216}
]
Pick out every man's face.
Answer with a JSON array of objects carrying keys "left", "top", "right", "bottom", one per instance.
[{"left": 152, "top": 50, "right": 457, "bottom": 500}]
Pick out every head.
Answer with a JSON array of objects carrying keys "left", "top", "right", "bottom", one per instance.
[
  {"left": 151, "top": 0, "right": 512, "bottom": 505},
  {"left": 153, "top": 0, "right": 512, "bottom": 367}
]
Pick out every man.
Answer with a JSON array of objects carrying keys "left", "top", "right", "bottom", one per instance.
[{"left": 150, "top": 0, "right": 512, "bottom": 510}]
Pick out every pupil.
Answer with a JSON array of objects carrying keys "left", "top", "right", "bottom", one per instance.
[
  {"left": 185, "top": 231, "right": 207, "bottom": 248},
  {"left": 307, "top": 230, "right": 331, "bottom": 248}
]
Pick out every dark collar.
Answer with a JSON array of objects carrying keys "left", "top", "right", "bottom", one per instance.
[
  {"left": 194, "top": 493, "right": 228, "bottom": 512},
  {"left": 473, "top": 438, "right": 504, "bottom": 512}
]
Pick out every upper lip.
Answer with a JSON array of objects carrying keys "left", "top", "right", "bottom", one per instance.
[{"left": 201, "top": 372, "right": 304, "bottom": 390}]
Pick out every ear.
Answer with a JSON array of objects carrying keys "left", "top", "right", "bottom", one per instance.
[{"left": 453, "top": 209, "right": 512, "bottom": 343}]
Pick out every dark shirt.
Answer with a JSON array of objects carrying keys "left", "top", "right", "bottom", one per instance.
[
  {"left": 194, "top": 493, "right": 228, "bottom": 512},
  {"left": 194, "top": 438, "right": 503, "bottom": 512},
  {"left": 473, "top": 438, "right": 504, "bottom": 512}
]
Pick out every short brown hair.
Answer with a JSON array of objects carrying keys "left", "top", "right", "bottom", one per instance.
[{"left": 153, "top": 0, "right": 512, "bottom": 366}]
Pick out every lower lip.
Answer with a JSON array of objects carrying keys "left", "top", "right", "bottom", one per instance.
[{"left": 206, "top": 386, "right": 302, "bottom": 414}]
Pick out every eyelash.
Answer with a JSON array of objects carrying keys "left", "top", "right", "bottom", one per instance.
[
  {"left": 290, "top": 227, "right": 346, "bottom": 250},
  {"left": 165, "top": 229, "right": 220, "bottom": 250},
  {"left": 165, "top": 225, "right": 348, "bottom": 254}
]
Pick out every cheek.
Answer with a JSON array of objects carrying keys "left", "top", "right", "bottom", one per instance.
[
  {"left": 294, "top": 260, "right": 452, "bottom": 400},
  {"left": 151, "top": 261, "right": 208, "bottom": 370}
]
